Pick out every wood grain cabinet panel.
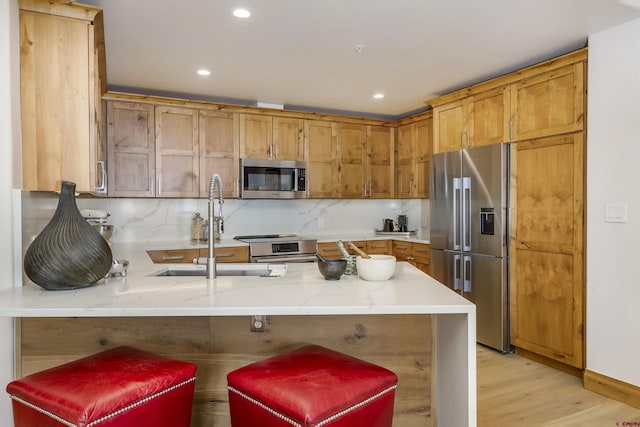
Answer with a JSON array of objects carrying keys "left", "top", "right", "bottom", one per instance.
[
  {"left": 366, "top": 126, "right": 395, "bottom": 198},
  {"left": 199, "top": 111, "right": 240, "bottom": 198},
  {"left": 148, "top": 246, "right": 249, "bottom": 264},
  {"left": 19, "top": 1, "right": 106, "bottom": 192},
  {"left": 336, "top": 123, "right": 394, "bottom": 199},
  {"left": 510, "top": 64, "right": 584, "bottom": 141},
  {"left": 510, "top": 133, "right": 584, "bottom": 369},
  {"left": 337, "top": 123, "right": 366, "bottom": 198},
  {"left": 305, "top": 120, "right": 337, "bottom": 198},
  {"left": 366, "top": 240, "right": 391, "bottom": 255},
  {"left": 146, "top": 249, "right": 200, "bottom": 264},
  {"left": 240, "top": 115, "right": 304, "bottom": 161},
  {"left": 155, "top": 106, "right": 199, "bottom": 197},
  {"left": 432, "top": 86, "right": 509, "bottom": 154},
  {"left": 397, "top": 116, "right": 432, "bottom": 198},
  {"left": 106, "top": 101, "right": 155, "bottom": 197},
  {"left": 200, "top": 246, "right": 249, "bottom": 263}
]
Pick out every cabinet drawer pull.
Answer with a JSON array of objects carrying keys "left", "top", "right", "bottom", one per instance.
[
  {"left": 323, "top": 248, "right": 340, "bottom": 252},
  {"left": 161, "top": 255, "right": 184, "bottom": 261},
  {"left": 395, "top": 245, "right": 409, "bottom": 250},
  {"left": 215, "top": 253, "right": 235, "bottom": 258}
]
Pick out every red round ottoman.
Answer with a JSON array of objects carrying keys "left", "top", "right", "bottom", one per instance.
[
  {"left": 227, "top": 344, "right": 398, "bottom": 427},
  {"left": 6, "top": 346, "right": 197, "bottom": 427}
]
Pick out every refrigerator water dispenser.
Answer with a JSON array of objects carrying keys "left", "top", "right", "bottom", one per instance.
[{"left": 480, "top": 208, "right": 495, "bottom": 235}]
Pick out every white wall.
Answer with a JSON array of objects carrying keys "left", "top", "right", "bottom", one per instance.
[
  {"left": 0, "top": 0, "right": 17, "bottom": 421},
  {"left": 587, "top": 18, "right": 640, "bottom": 386}
]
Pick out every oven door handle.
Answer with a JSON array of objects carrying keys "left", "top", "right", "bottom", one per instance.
[{"left": 253, "top": 255, "right": 317, "bottom": 263}]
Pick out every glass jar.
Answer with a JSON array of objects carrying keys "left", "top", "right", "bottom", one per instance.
[{"left": 191, "top": 212, "right": 205, "bottom": 242}]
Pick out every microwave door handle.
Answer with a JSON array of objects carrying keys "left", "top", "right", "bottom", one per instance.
[
  {"left": 453, "top": 177, "right": 461, "bottom": 250},
  {"left": 462, "top": 177, "right": 471, "bottom": 252}
]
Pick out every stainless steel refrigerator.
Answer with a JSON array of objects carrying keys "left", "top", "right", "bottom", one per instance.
[{"left": 429, "top": 143, "right": 512, "bottom": 352}]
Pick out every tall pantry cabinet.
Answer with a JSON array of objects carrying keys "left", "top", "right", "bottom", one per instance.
[
  {"left": 428, "top": 49, "right": 587, "bottom": 371},
  {"left": 19, "top": 0, "right": 107, "bottom": 192}
]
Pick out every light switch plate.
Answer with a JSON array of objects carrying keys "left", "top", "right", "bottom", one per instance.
[{"left": 605, "top": 203, "right": 628, "bottom": 223}]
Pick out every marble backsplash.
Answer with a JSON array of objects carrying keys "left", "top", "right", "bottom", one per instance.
[{"left": 21, "top": 192, "right": 429, "bottom": 246}]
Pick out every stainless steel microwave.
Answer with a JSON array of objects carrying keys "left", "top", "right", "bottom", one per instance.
[{"left": 240, "top": 159, "right": 307, "bottom": 199}]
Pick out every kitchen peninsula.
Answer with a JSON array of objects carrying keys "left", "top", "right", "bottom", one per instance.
[{"left": 0, "top": 243, "right": 475, "bottom": 427}]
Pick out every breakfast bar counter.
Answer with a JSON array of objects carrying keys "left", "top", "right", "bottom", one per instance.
[{"left": 0, "top": 242, "right": 476, "bottom": 427}]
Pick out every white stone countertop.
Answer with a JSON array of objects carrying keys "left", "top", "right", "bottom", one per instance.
[{"left": 0, "top": 241, "right": 465, "bottom": 318}]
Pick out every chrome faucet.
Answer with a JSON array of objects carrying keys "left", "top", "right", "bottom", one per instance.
[{"left": 207, "top": 174, "right": 224, "bottom": 279}]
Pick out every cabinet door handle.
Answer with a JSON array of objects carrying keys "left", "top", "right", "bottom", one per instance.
[
  {"left": 275, "top": 144, "right": 279, "bottom": 158},
  {"left": 509, "top": 121, "right": 514, "bottom": 140},
  {"left": 162, "top": 255, "right": 184, "bottom": 261},
  {"left": 96, "top": 160, "right": 107, "bottom": 193},
  {"left": 269, "top": 144, "right": 273, "bottom": 159}
]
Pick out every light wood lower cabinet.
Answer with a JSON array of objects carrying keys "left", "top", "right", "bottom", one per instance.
[
  {"left": 393, "top": 241, "right": 430, "bottom": 274},
  {"left": 510, "top": 132, "right": 584, "bottom": 369},
  {"left": 147, "top": 246, "right": 249, "bottom": 264},
  {"left": 366, "top": 240, "right": 391, "bottom": 254}
]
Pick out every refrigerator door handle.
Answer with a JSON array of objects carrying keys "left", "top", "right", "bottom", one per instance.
[
  {"left": 462, "top": 176, "right": 472, "bottom": 252},
  {"left": 453, "top": 254, "right": 462, "bottom": 292},
  {"left": 453, "top": 177, "right": 461, "bottom": 250},
  {"left": 463, "top": 255, "right": 472, "bottom": 293}
]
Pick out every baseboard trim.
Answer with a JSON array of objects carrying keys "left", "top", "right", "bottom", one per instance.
[
  {"left": 584, "top": 370, "right": 640, "bottom": 409},
  {"left": 515, "top": 347, "right": 583, "bottom": 378}
]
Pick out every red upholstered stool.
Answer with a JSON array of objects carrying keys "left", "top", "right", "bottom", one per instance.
[
  {"left": 6, "top": 346, "right": 197, "bottom": 427},
  {"left": 227, "top": 344, "right": 398, "bottom": 427}
]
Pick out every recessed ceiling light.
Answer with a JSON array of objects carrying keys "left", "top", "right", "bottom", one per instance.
[
  {"left": 233, "top": 8, "right": 251, "bottom": 18},
  {"left": 373, "top": 93, "right": 385, "bottom": 99},
  {"left": 197, "top": 69, "right": 211, "bottom": 76}
]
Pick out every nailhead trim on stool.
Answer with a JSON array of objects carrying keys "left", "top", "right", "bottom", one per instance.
[
  {"left": 228, "top": 383, "right": 397, "bottom": 427},
  {"left": 9, "top": 377, "right": 197, "bottom": 427},
  {"left": 227, "top": 344, "right": 398, "bottom": 427},
  {"left": 6, "top": 346, "right": 198, "bottom": 427}
]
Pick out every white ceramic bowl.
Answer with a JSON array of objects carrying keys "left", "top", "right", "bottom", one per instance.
[{"left": 356, "top": 254, "right": 397, "bottom": 281}]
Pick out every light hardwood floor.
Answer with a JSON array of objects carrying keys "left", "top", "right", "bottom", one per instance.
[{"left": 477, "top": 345, "right": 640, "bottom": 426}]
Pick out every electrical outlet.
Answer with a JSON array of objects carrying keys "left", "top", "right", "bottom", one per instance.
[{"left": 250, "top": 315, "right": 267, "bottom": 332}]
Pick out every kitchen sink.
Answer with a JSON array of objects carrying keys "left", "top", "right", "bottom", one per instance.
[{"left": 150, "top": 263, "right": 287, "bottom": 277}]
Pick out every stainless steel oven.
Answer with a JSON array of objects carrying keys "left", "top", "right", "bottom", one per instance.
[{"left": 234, "top": 234, "right": 317, "bottom": 263}]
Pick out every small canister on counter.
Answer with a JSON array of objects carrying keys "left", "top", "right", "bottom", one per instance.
[{"left": 191, "top": 212, "right": 207, "bottom": 242}]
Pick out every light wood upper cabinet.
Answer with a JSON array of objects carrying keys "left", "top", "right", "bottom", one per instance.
[
  {"left": 397, "top": 116, "right": 431, "bottom": 198},
  {"left": 510, "top": 133, "right": 584, "bottom": 369},
  {"left": 305, "top": 120, "right": 337, "bottom": 198},
  {"left": 472, "top": 86, "right": 510, "bottom": 147},
  {"left": 273, "top": 117, "right": 304, "bottom": 160},
  {"left": 19, "top": 1, "right": 106, "bottom": 192},
  {"left": 155, "top": 106, "right": 199, "bottom": 197},
  {"left": 199, "top": 111, "right": 240, "bottom": 198},
  {"left": 432, "top": 86, "right": 509, "bottom": 153},
  {"left": 336, "top": 123, "right": 394, "bottom": 198},
  {"left": 366, "top": 126, "right": 395, "bottom": 198},
  {"left": 240, "top": 114, "right": 304, "bottom": 161},
  {"left": 337, "top": 123, "right": 366, "bottom": 198},
  {"left": 433, "top": 99, "right": 468, "bottom": 153},
  {"left": 510, "top": 63, "right": 585, "bottom": 141},
  {"left": 106, "top": 101, "right": 155, "bottom": 197},
  {"left": 240, "top": 114, "right": 273, "bottom": 159}
]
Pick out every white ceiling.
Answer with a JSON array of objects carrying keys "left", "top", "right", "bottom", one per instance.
[{"left": 83, "top": 0, "right": 640, "bottom": 119}]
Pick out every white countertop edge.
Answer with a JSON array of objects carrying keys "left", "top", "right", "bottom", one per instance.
[{"left": 0, "top": 305, "right": 474, "bottom": 318}]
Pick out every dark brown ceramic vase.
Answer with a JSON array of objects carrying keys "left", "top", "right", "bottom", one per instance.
[{"left": 23, "top": 181, "right": 113, "bottom": 290}]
